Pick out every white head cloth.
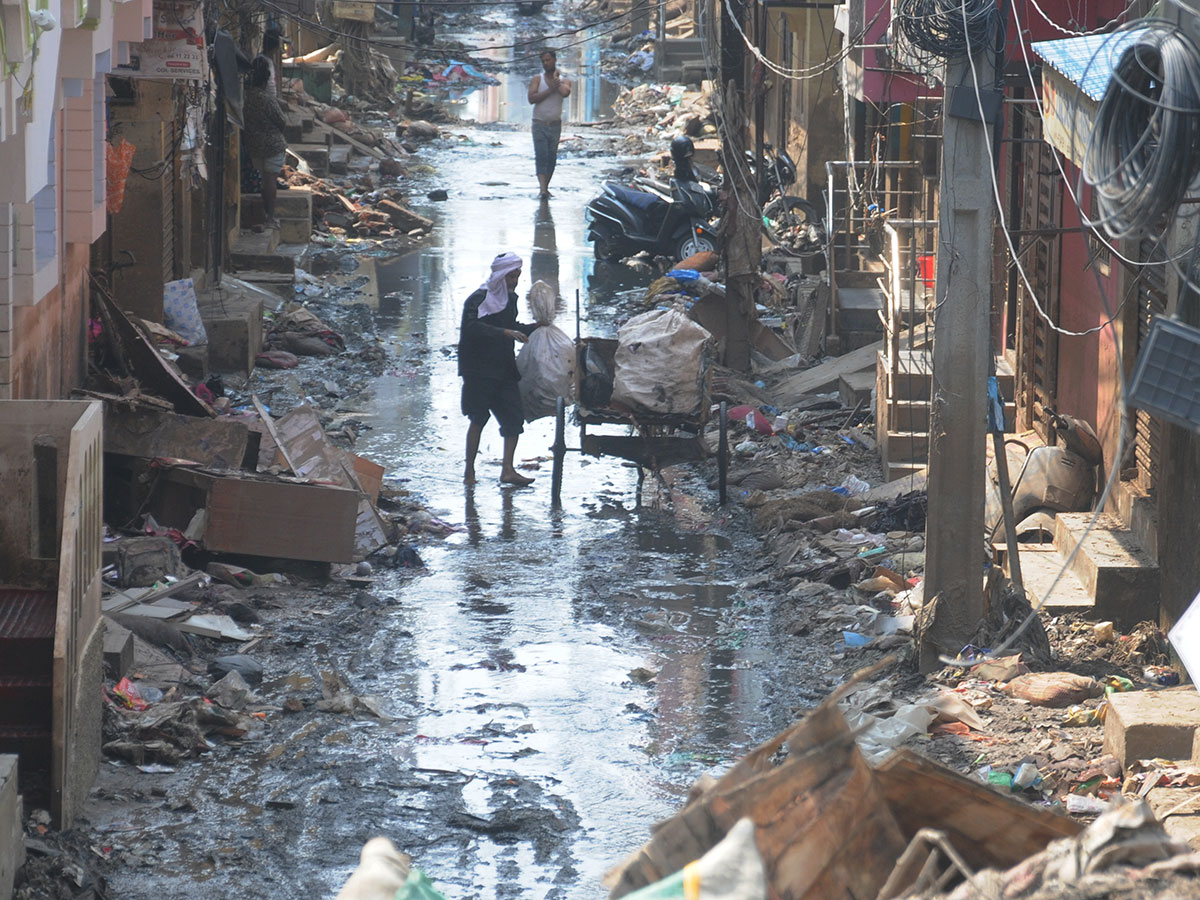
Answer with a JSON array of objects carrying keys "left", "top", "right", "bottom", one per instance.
[{"left": 477, "top": 252, "right": 523, "bottom": 317}]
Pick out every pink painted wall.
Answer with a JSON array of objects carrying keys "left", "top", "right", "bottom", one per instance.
[{"left": 1052, "top": 172, "right": 1123, "bottom": 477}]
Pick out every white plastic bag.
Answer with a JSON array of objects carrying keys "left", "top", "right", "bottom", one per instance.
[
  {"left": 516, "top": 281, "right": 575, "bottom": 421},
  {"left": 612, "top": 306, "right": 712, "bottom": 416},
  {"left": 162, "top": 278, "right": 208, "bottom": 345}
]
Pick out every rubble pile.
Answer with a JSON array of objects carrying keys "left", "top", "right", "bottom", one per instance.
[{"left": 609, "top": 83, "right": 714, "bottom": 138}]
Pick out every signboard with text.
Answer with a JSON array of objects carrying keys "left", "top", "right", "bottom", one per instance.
[{"left": 123, "top": 0, "right": 206, "bottom": 79}]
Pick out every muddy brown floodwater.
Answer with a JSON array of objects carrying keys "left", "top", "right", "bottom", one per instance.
[{"left": 78, "top": 12, "right": 815, "bottom": 899}]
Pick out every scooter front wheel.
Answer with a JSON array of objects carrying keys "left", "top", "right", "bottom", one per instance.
[{"left": 675, "top": 231, "right": 717, "bottom": 261}]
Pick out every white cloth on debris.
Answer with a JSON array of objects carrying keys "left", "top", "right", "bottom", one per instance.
[{"left": 477, "top": 252, "right": 524, "bottom": 317}]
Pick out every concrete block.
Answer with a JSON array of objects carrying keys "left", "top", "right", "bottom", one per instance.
[
  {"left": 103, "top": 622, "right": 134, "bottom": 680},
  {"left": 0, "top": 755, "right": 23, "bottom": 900},
  {"left": 1104, "top": 688, "right": 1200, "bottom": 768},
  {"left": 277, "top": 217, "right": 310, "bottom": 244},
  {"left": 197, "top": 284, "right": 264, "bottom": 374}
]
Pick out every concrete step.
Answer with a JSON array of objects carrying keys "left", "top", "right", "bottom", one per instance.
[
  {"left": 839, "top": 371, "right": 874, "bottom": 408},
  {"left": 329, "top": 145, "right": 351, "bottom": 174},
  {"left": 240, "top": 188, "right": 313, "bottom": 228},
  {"left": 230, "top": 231, "right": 292, "bottom": 274},
  {"left": 889, "top": 399, "right": 930, "bottom": 433},
  {"left": 277, "top": 216, "right": 311, "bottom": 244},
  {"left": 884, "top": 430, "right": 928, "bottom": 463},
  {"left": 1010, "top": 543, "right": 1095, "bottom": 615},
  {"left": 995, "top": 354, "right": 1016, "bottom": 400},
  {"left": 1053, "top": 512, "right": 1159, "bottom": 626},
  {"left": 893, "top": 350, "right": 932, "bottom": 401},
  {"left": 1104, "top": 688, "right": 1200, "bottom": 768},
  {"left": 283, "top": 112, "right": 307, "bottom": 143},
  {"left": 885, "top": 461, "right": 927, "bottom": 481},
  {"left": 288, "top": 143, "right": 329, "bottom": 175}
]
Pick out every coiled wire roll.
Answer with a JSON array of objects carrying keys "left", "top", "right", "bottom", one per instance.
[
  {"left": 894, "top": 0, "right": 999, "bottom": 62},
  {"left": 1084, "top": 22, "right": 1200, "bottom": 240}
]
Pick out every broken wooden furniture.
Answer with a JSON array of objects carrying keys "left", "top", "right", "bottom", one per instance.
[
  {"left": 606, "top": 682, "right": 1081, "bottom": 900},
  {"left": 0, "top": 401, "right": 104, "bottom": 828}
]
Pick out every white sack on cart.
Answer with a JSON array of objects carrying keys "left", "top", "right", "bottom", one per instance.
[
  {"left": 612, "top": 305, "right": 713, "bottom": 416},
  {"left": 516, "top": 280, "right": 575, "bottom": 421}
]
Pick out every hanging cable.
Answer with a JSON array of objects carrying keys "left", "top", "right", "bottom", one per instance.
[
  {"left": 1082, "top": 20, "right": 1200, "bottom": 240},
  {"left": 894, "top": 0, "right": 999, "bottom": 62}
]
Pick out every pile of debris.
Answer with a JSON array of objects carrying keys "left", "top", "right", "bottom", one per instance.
[
  {"left": 610, "top": 83, "right": 714, "bottom": 138},
  {"left": 285, "top": 167, "right": 434, "bottom": 239},
  {"left": 607, "top": 666, "right": 1200, "bottom": 900}
]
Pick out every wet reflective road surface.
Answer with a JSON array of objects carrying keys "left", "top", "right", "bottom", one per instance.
[{"left": 81, "top": 14, "right": 803, "bottom": 899}]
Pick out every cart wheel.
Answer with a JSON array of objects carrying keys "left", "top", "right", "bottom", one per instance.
[
  {"left": 718, "top": 401, "right": 729, "bottom": 505},
  {"left": 551, "top": 395, "right": 566, "bottom": 505}
]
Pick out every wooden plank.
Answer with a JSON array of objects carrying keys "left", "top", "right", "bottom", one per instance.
[
  {"left": 175, "top": 614, "right": 255, "bottom": 641},
  {"left": 101, "top": 571, "right": 207, "bottom": 614},
  {"left": 874, "top": 750, "right": 1081, "bottom": 871},
  {"left": 95, "top": 288, "right": 213, "bottom": 418},
  {"left": 252, "top": 395, "right": 300, "bottom": 475},
  {"left": 773, "top": 323, "right": 930, "bottom": 407},
  {"left": 352, "top": 455, "right": 384, "bottom": 503},
  {"left": 310, "top": 118, "right": 385, "bottom": 159},
  {"left": 105, "top": 405, "right": 252, "bottom": 469}
]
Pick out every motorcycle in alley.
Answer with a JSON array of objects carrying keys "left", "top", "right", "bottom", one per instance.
[
  {"left": 746, "top": 144, "right": 824, "bottom": 254},
  {"left": 585, "top": 135, "right": 719, "bottom": 262}
]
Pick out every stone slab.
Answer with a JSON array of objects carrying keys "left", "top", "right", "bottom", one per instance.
[
  {"left": 1104, "top": 688, "right": 1200, "bottom": 769},
  {"left": 1146, "top": 786, "right": 1200, "bottom": 850},
  {"left": 0, "top": 755, "right": 22, "bottom": 900}
]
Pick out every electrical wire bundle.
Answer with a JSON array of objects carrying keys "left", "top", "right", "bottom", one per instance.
[
  {"left": 1083, "top": 22, "right": 1200, "bottom": 240},
  {"left": 894, "top": 0, "right": 999, "bottom": 62}
]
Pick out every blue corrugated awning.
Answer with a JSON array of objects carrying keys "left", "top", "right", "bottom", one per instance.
[{"left": 1032, "top": 29, "right": 1144, "bottom": 102}]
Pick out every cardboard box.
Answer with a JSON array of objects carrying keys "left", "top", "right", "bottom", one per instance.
[{"left": 152, "top": 467, "right": 360, "bottom": 562}]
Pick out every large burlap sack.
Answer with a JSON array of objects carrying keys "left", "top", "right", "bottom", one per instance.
[
  {"left": 612, "top": 306, "right": 712, "bottom": 416},
  {"left": 516, "top": 280, "right": 575, "bottom": 420}
]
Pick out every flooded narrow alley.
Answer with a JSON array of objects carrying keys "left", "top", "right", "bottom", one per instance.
[{"left": 73, "top": 15, "right": 805, "bottom": 900}]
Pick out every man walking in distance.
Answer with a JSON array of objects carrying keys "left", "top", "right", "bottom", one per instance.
[
  {"left": 459, "top": 253, "right": 537, "bottom": 486},
  {"left": 528, "top": 49, "right": 571, "bottom": 198}
]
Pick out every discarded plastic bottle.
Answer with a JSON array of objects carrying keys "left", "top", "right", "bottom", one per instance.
[{"left": 1012, "top": 762, "right": 1041, "bottom": 791}]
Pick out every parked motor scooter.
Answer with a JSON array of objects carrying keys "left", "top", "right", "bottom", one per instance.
[{"left": 585, "top": 135, "right": 719, "bottom": 262}]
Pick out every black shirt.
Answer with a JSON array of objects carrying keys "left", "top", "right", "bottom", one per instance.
[{"left": 458, "top": 288, "right": 535, "bottom": 381}]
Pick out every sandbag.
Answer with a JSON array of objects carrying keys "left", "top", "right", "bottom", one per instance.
[
  {"left": 516, "top": 280, "right": 574, "bottom": 421},
  {"left": 621, "top": 818, "right": 766, "bottom": 900},
  {"left": 612, "top": 306, "right": 712, "bottom": 416}
]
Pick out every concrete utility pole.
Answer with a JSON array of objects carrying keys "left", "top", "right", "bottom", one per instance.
[
  {"left": 919, "top": 53, "right": 998, "bottom": 671},
  {"left": 719, "top": 82, "right": 758, "bottom": 370}
]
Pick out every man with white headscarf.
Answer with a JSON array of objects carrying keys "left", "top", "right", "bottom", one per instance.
[{"left": 458, "top": 252, "right": 537, "bottom": 486}]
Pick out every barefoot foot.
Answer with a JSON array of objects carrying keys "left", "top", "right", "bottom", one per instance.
[{"left": 500, "top": 470, "right": 534, "bottom": 487}]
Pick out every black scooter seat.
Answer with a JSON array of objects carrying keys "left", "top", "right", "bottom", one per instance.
[{"left": 605, "top": 183, "right": 666, "bottom": 212}]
